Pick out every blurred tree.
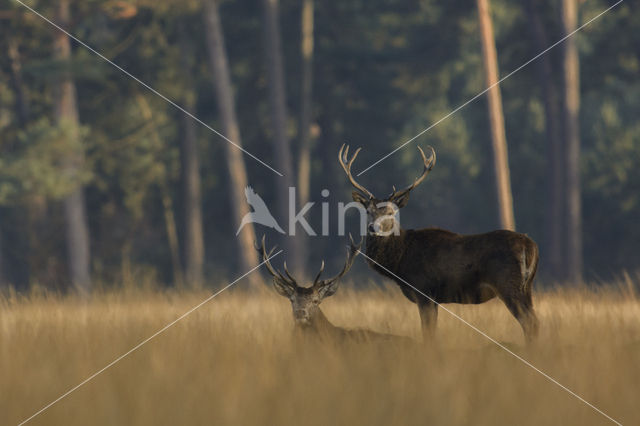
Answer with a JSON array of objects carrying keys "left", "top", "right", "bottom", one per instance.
[
  {"left": 202, "top": 0, "right": 261, "bottom": 287},
  {"left": 135, "top": 94, "right": 184, "bottom": 287},
  {"left": 0, "top": 231, "right": 4, "bottom": 286},
  {"left": 581, "top": 0, "right": 640, "bottom": 275},
  {"left": 476, "top": 0, "right": 515, "bottom": 231},
  {"left": 524, "top": 0, "right": 565, "bottom": 281},
  {"left": 562, "top": 0, "right": 582, "bottom": 283},
  {"left": 295, "top": 0, "right": 315, "bottom": 276},
  {"left": 4, "top": 30, "right": 30, "bottom": 287},
  {"left": 261, "top": 0, "right": 305, "bottom": 274},
  {"left": 178, "top": 28, "right": 204, "bottom": 288},
  {"left": 297, "top": 0, "right": 314, "bottom": 208},
  {"left": 53, "top": 0, "right": 92, "bottom": 293},
  {"left": 7, "top": 37, "right": 29, "bottom": 125}
]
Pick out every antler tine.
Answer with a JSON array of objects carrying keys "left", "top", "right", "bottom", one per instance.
[
  {"left": 313, "top": 260, "right": 325, "bottom": 285},
  {"left": 339, "top": 143, "right": 348, "bottom": 163},
  {"left": 256, "top": 236, "right": 295, "bottom": 287},
  {"left": 282, "top": 262, "right": 298, "bottom": 284},
  {"left": 391, "top": 146, "right": 436, "bottom": 199},
  {"left": 348, "top": 232, "right": 363, "bottom": 250},
  {"left": 338, "top": 144, "right": 375, "bottom": 199},
  {"left": 322, "top": 234, "right": 362, "bottom": 285},
  {"left": 257, "top": 236, "right": 278, "bottom": 278}
]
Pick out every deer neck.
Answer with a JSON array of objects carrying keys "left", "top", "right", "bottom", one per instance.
[
  {"left": 297, "top": 308, "right": 336, "bottom": 334},
  {"left": 365, "top": 229, "right": 406, "bottom": 274}
]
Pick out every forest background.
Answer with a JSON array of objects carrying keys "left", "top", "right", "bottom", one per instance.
[{"left": 0, "top": 0, "right": 637, "bottom": 292}]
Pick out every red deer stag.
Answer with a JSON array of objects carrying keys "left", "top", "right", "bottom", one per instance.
[
  {"left": 256, "top": 236, "right": 412, "bottom": 343},
  {"left": 338, "top": 145, "right": 539, "bottom": 342}
]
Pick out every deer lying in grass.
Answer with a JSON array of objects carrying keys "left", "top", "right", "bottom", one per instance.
[
  {"left": 339, "top": 145, "right": 539, "bottom": 343},
  {"left": 256, "top": 236, "right": 412, "bottom": 344}
]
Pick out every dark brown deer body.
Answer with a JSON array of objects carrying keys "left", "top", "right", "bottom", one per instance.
[{"left": 339, "top": 145, "right": 539, "bottom": 342}]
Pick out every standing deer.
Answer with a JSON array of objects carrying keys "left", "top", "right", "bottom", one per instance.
[
  {"left": 338, "top": 145, "right": 539, "bottom": 342},
  {"left": 256, "top": 236, "right": 411, "bottom": 343}
]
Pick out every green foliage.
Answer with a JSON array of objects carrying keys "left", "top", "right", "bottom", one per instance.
[{"left": 0, "top": 118, "right": 91, "bottom": 203}]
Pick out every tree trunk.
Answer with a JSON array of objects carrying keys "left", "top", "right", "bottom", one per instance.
[
  {"left": 53, "top": 0, "right": 91, "bottom": 293},
  {"left": 524, "top": 0, "right": 565, "bottom": 281},
  {"left": 135, "top": 94, "right": 184, "bottom": 287},
  {"left": 476, "top": 0, "right": 516, "bottom": 231},
  {"left": 7, "top": 37, "right": 30, "bottom": 125},
  {"left": 9, "top": 36, "right": 54, "bottom": 288},
  {"left": 261, "top": 0, "right": 305, "bottom": 274},
  {"left": 180, "top": 95, "right": 205, "bottom": 288},
  {"left": 0, "top": 227, "right": 5, "bottom": 287},
  {"left": 203, "top": 0, "right": 262, "bottom": 287},
  {"left": 6, "top": 37, "right": 29, "bottom": 287},
  {"left": 562, "top": 0, "right": 583, "bottom": 283},
  {"left": 161, "top": 188, "right": 184, "bottom": 287},
  {"left": 298, "top": 0, "right": 314, "bottom": 208},
  {"left": 177, "top": 29, "right": 205, "bottom": 288},
  {"left": 296, "top": 0, "right": 315, "bottom": 273}
]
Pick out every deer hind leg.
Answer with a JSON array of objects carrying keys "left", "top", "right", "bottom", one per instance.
[
  {"left": 520, "top": 249, "right": 539, "bottom": 342},
  {"left": 502, "top": 290, "right": 539, "bottom": 344},
  {"left": 417, "top": 299, "right": 438, "bottom": 343}
]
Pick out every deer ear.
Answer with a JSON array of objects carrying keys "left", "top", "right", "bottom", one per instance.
[
  {"left": 317, "top": 280, "right": 340, "bottom": 299},
  {"left": 352, "top": 191, "right": 369, "bottom": 205},
  {"left": 273, "top": 279, "right": 294, "bottom": 298},
  {"left": 393, "top": 191, "right": 410, "bottom": 208}
]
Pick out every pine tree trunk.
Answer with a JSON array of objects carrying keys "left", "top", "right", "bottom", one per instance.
[
  {"left": 562, "top": 0, "right": 583, "bottom": 283},
  {"left": 296, "top": 0, "right": 314, "bottom": 273},
  {"left": 8, "top": 38, "right": 29, "bottom": 125},
  {"left": 524, "top": 0, "right": 565, "bottom": 281},
  {"left": 203, "top": 0, "right": 262, "bottom": 287},
  {"left": 476, "top": 0, "right": 516, "bottom": 231},
  {"left": 178, "top": 28, "right": 205, "bottom": 288},
  {"left": 8, "top": 37, "right": 54, "bottom": 288},
  {"left": 0, "top": 228, "right": 5, "bottom": 287},
  {"left": 53, "top": 0, "right": 91, "bottom": 293},
  {"left": 262, "top": 0, "right": 305, "bottom": 274},
  {"left": 161, "top": 188, "right": 184, "bottom": 287},
  {"left": 298, "top": 0, "right": 314, "bottom": 208},
  {"left": 6, "top": 37, "right": 29, "bottom": 287},
  {"left": 180, "top": 95, "right": 205, "bottom": 288}
]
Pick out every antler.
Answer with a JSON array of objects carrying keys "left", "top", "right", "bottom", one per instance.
[
  {"left": 389, "top": 146, "right": 436, "bottom": 200},
  {"left": 314, "top": 234, "right": 363, "bottom": 287},
  {"left": 338, "top": 144, "right": 375, "bottom": 199},
  {"left": 312, "top": 260, "right": 326, "bottom": 286},
  {"left": 255, "top": 236, "right": 297, "bottom": 288}
]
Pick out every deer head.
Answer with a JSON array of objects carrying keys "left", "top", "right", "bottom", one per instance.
[
  {"left": 256, "top": 235, "right": 362, "bottom": 327},
  {"left": 338, "top": 145, "right": 436, "bottom": 236}
]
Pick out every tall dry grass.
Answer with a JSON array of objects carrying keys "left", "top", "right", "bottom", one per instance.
[{"left": 1, "top": 282, "right": 638, "bottom": 425}]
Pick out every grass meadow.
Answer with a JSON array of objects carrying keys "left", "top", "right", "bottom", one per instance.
[{"left": 1, "top": 280, "right": 639, "bottom": 425}]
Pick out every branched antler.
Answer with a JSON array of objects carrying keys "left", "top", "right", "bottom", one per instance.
[
  {"left": 314, "top": 234, "right": 363, "bottom": 287},
  {"left": 338, "top": 144, "right": 375, "bottom": 199},
  {"left": 255, "top": 236, "right": 297, "bottom": 289},
  {"left": 389, "top": 146, "right": 436, "bottom": 200}
]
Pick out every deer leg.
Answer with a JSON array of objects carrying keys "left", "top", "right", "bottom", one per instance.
[
  {"left": 520, "top": 286, "right": 539, "bottom": 343},
  {"left": 501, "top": 293, "right": 539, "bottom": 344},
  {"left": 418, "top": 300, "right": 438, "bottom": 342}
]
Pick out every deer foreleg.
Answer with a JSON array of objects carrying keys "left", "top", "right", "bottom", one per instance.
[{"left": 418, "top": 300, "right": 438, "bottom": 342}]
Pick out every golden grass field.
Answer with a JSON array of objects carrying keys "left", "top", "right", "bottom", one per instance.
[{"left": 1, "top": 281, "right": 639, "bottom": 425}]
